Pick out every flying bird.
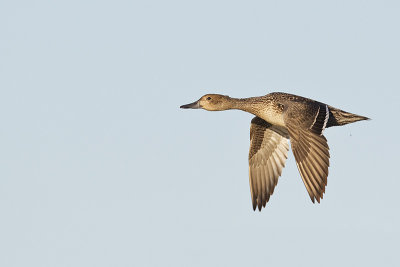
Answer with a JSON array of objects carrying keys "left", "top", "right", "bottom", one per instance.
[{"left": 180, "top": 92, "right": 369, "bottom": 211}]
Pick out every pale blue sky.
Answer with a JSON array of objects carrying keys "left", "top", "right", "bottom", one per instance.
[{"left": 1, "top": 0, "right": 399, "bottom": 266}]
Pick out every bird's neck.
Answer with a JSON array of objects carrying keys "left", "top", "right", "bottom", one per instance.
[{"left": 229, "top": 97, "right": 264, "bottom": 115}]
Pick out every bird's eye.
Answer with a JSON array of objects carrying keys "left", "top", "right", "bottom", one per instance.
[{"left": 206, "top": 97, "right": 211, "bottom": 100}]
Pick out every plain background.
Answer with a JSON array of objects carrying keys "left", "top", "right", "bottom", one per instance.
[{"left": 1, "top": 0, "right": 399, "bottom": 266}]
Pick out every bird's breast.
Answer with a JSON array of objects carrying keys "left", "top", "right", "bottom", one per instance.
[{"left": 258, "top": 108, "right": 286, "bottom": 127}]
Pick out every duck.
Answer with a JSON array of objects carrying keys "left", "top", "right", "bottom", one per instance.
[{"left": 180, "top": 92, "right": 369, "bottom": 211}]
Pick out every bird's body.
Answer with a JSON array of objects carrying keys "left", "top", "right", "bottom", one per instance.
[{"left": 180, "top": 92, "right": 369, "bottom": 211}]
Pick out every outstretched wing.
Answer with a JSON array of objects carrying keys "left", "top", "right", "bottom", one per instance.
[
  {"left": 249, "top": 117, "right": 289, "bottom": 211},
  {"left": 283, "top": 103, "right": 330, "bottom": 203}
]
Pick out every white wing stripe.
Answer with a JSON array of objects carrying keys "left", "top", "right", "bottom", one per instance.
[
  {"left": 322, "top": 105, "right": 329, "bottom": 132},
  {"left": 310, "top": 105, "right": 320, "bottom": 130}
]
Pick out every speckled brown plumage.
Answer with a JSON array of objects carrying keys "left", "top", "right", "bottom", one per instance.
[{"left": 180, "top": 92, "right": 370, "bottom": 211}]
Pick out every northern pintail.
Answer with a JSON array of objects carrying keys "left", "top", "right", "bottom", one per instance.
[{"left": 180, "top": 92, "right": 369, "bottom": 211}]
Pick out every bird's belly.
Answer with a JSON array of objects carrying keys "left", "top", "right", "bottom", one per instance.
[{"left": 259, "top": 110, "right": 286, "bottom": 127}]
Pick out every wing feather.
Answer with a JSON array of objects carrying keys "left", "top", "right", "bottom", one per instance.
[
  {"left": 283, "top": 104, "right": 330, "bottom": 203},
  {"left": 249, "top": 117, "right": 289, "bottom": 211}
]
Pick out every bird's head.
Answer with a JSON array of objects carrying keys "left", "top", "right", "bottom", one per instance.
[{"left": 180, "top": 94, "right": 232, "bottom": 111}]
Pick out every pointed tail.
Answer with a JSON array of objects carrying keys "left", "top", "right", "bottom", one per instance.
[{"left": 327, "top": 106, "right": 370, "bottom": 127}]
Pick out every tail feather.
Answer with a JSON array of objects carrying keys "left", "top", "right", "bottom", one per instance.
[{"left": 327, "top": 106, "right": 370, "bottom": 127}]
